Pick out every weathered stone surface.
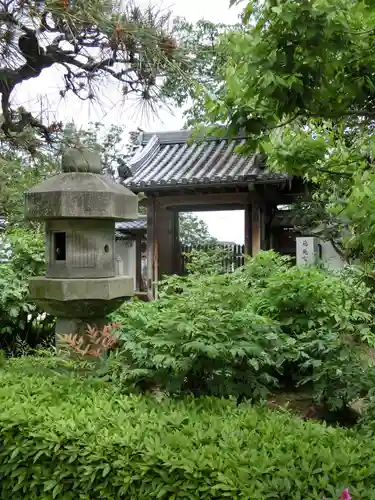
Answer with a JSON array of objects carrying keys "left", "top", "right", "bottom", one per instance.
[
  {"left": 29, "top": 276, "right": 133, "bottom": 318},
  {"left": 25, "top": 173, "right": 138, "bottom": 220},
  {"left": 61, "top": 147, "right": 101, "bottom": 174},
  {"left": 45, "top": 219, "right": 116, "bottom": 279},
  {"left": 25, "top": 146, "right": 137, "bottom": 348},
  {"left": 29, "top": 276, "right": 134, "bottom": 301},
  {"left": 35, "top": 298, "right": 127, "bottom": 319}
]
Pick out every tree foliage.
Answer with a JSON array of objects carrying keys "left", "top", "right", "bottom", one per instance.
[
  {"left": 0, "top": 151, "right": 56, "bottom": 226},
  {"left": 179, "top": 212, "right": 217, "bottom": 246},
  {"left": 197, "top": 0, "right": 375, "bottom": 263},
  {"left": 0, "top": 0, "right": 183, "bottom": 148},
  {"left": 162, "top": 18, "right": 241, "bottom": 125},
  {"left": 0, "top": 228, "right": 55, "bottom": 356}
]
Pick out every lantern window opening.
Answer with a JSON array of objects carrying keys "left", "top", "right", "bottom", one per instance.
[{"left": 53, "top": 232, "right": 67, "bottom": 261}]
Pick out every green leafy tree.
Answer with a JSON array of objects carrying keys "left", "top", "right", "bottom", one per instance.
[
  {"left": 0, "top": 227, "right": 55, "bottom": 356},
  {"left": 0, "top": 0, "right": 183, "bottom": 149},
  {"left": 0, "top": 153, "right": 56, "bottom": 227},
  {"left": 161, "top": 18, "right": 241, "bottom": 125},
  {"left": 197, "top": 0, "right": 375, "bottom": 263},
  {"left": 179, "top": 212, "right": 217, "bottom": 246}
]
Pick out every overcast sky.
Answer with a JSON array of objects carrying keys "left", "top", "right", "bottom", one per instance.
[{"left": 15, "top": 0, "right": 245, "bottom": 243}]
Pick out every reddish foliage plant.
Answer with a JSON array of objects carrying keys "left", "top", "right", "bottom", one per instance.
[{"left": 61, "top": 322, "right": 121, "bottom": 358}]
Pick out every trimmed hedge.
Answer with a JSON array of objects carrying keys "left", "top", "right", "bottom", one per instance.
[{"left": 1, "top": 358, "right": 375, "bottom": 499}]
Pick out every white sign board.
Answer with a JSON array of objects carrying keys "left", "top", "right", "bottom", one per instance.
[{"left": 296, "top": 237, "right": 318, "bottom": 266}]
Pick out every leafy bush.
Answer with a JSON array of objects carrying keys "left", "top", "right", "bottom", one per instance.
[
  {"left": 0, "top": 228, "right": 54, "bottom": 355},
  {"left": 332, "top": 264, "right": 375, "bottom": 319},
  {"left": 246, "top": 262, "right": 375, "bottom": 407},
  {"left": 358, "top": 394, "right": 375, "bottom": 432},
  {"left": 183, "top": 245, "right": 238, "bottom": 275},
  {"left": 111, "top": 251, "right": 375, "bottom": 408},
  {"left": 0, "top": 357, "right": 373, "bottom": 499},
  {"left": 111, "top": 278, "right": 283, "bottom": 398}
]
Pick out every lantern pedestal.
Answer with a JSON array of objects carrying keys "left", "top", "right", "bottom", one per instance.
[{"left": 29, "top": 275, "right": 133, "bottom": 344}]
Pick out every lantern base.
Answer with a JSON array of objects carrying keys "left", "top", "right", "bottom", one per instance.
[{"left": 28, "top": 275, "right": 134, "bottom": 349}]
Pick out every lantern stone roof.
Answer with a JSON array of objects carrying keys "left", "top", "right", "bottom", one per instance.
[
  {"left": 125, "top": 129, "right": 288, "bottom": 191},
  {"left": 0, "top": 214, "right": 145, "bottom": 236},
  {"left": 25, "top": 148, "right": 138, "bottom": 221}
]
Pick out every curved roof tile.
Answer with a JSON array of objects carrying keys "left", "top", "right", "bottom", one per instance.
[{"left": 125, "top": 130, "right": 288, "bottom": 190}]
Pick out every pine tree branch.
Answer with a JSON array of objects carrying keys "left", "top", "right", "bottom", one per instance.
[
  {"left": 0, "top": 35, "right": 152, "bottom": 139},
  {"left": 0, "top": 1, "right": 181, "bottom": 144}
]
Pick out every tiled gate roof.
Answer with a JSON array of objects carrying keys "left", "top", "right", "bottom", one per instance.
[{"left": 125, "top": 130, "right": 288, "bottom": 190}]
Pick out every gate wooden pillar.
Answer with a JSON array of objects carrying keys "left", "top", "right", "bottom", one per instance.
[
  {"left": 264, "top": 203, "right": 277, "bottom": 251},
  {"left": 251, "top": 202, "right": 267, "bottom": 255},
  {"left": 146, "top": 197, "right": 179, "bottom": 299},
  {"left": 146, "top": 197, "right": 156, "bottom": 298},
  {"left": 135, "top": 232, "right": 142, "bottom": 292},
  {"left": 244, "top": 203, "right": 252, "bottom": 256}
]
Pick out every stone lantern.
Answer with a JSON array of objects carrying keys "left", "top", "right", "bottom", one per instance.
[{"left": 24, "top": 147, "right": 138, "bottom": 343}]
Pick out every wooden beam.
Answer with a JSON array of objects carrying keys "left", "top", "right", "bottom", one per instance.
[
  {"left": 153, "top": 240, "right": 158, "bottom": 299},
  {"left": 263, "top": 204, "right": 275, "bottom": 251},
  {"left": 154, "top": 204, "right": 179, "bottom": 279},
  {"left": 156, "top": 192, "right": 251, "bottom": 208},
  {"left": 172, "top": 211, "right": 180, "bottom": 274},
  {"left": 145, "top": 200, "right": 180, "bottom": 298},
  {"left": 166, "top": 203, "right": 245, "bottom": 212},
  {"left": 146, "top": 190, "right": 301, "bottom": 210},
  {"left": 132, "top": 177, "right": 307, "bottom": 197}
]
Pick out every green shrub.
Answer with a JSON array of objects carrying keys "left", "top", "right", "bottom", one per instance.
[
  {"left": 111, "top": 276, "right": 284, "bottom": 398},
  {"left": 331, "top": 264, "right": 375, "bottom": 319},
  {"left": 251, "top": 264, "right": 374, "bottom": 346},
  {"left": 238, "top": 249, "right": 292, "bottom": 285},
  {"left": 245, "top": 262, "right": 375, "bottom": 407},
  {"left": 0, "top": 357, "right": 375, "bottom": 499},
  {"left": 111, "top": 251, "right": 375, "bottom": 408},
  {"left": 0, "top": 228, "right": 55, "bottom": 356},
  {"left": 183, "top": 245, "right": 239, "bottom": 275},
  {"left": 356, "top": 389, "right": 375, "bottom": 433}
]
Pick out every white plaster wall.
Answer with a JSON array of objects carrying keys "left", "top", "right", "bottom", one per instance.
[
  {"left": 296, "top": 236, "right": 347, "bottom": 269},
  {"left": 318, "top": 240, "right": 346, "bottom": 269},
  {"left": 115, "top": 239, "right": 136, "bottom": 289}
]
